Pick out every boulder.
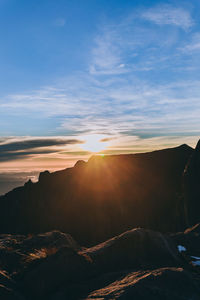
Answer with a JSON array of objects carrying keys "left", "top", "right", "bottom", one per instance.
[
  {"left": 83, "top": 228, "right": 182, "bottom": 272},
  {"left": 22, "top": 246, "right": 93, "bottom": 298},
  {"left": 20, "top": 230, "right": 80, "bottom": 253}
]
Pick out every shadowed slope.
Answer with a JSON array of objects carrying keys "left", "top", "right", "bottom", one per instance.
[
  {"left": 0, "top": 144, "right": 194, "bottom": 245},
  {"left": 85, "top": 267, "right": 200, "bottom": 300}
]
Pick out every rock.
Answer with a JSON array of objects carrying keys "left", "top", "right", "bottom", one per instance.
[
  {"left": 85, "top": 267, "right": 200, "bottom": 300},
  {"left": 20, "top": 230, "right": 80, "bottom": 253},
  {"left": 0, "top": 234, "right": 25, "bottom": 249},
  {"left": 183, "top": 139, "right": 200, "bottom": 226},
  {"left": 83, "top": 228, "right": 182, "bottom": 272},
  {"left": 0, "top": 271, "right": 24, "bottom": 300},
  {"left": 24, "top": 179, "right": 33, "bottom": 187},
  {"left": 74, "top": 160, "right": 86, "bottom": 168},
  {"left": 184, "top": 223, "right": 200, "bottom": 235},
  {"left": 172, "top": 223, "right": 200, "bottom": 258},
  {"left": 0, "top": 248, "right": 26, "bottom": 274},
  {"left": 22, "top": 246, "right": 93, "bottom": 298},
  {"left": 0, "top": 284, "right": 24, "bottom": 300},
  {"left": 38, "top": 170, "right": 50, "bottom": 183},
  {"left": 0, "top": 229, "right": 199, "bottom": 299},
  {"left": 0, "top": 270, "right": 14, "bottom": 288}
]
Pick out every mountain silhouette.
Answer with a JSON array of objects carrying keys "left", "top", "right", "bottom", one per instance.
[{"left": 0, "top": 142, "right": 198, "bottom": 246}]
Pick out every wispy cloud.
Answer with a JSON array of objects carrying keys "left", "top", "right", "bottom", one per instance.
[
  {"left": 1, "top": 77, "right": 200, "bottom": 139},
  {"left": 181, "top": 33, "right": 200, "bottom": 52},
  {"left": 89, "top": 5, "right": 194, "bottom": 76},
  {"left": 141, "top": 5, "right": 193, "bottom": 30},
  {"left": 89, "top": 27, "right": 129, "bottom": 75}
]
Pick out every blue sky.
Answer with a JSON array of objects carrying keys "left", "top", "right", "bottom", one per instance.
[{"left": 0, "top": 0, "right": 200, "bottom": 193}]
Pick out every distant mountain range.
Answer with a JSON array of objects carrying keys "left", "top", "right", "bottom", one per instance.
[{"left": 0, "top": 141, "right": 199, "bottom": 246}]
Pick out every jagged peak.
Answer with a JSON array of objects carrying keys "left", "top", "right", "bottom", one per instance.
[
  {"left": 24, "top": 179, "right": 33, "bottom": 186},
  {"left": 178, "top": 143, "right": 192, "bottom": 150},
  {"left": 74, "top": 160, "right": 86, "bottom": 168},
  {"left": 38, "top": 170, "right": 50, "bottom": 182},
  {"left": 195, "top": 139, "right": 200, "bottom": 151}
]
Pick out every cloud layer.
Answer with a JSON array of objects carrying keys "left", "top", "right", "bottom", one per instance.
[{"left": 0, "top": 137, "right": 84, "bottom": 162}]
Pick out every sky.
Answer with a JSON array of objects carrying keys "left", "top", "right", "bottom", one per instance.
[{"left": 0, "top": 0, "right": 200, "bottom": 194}]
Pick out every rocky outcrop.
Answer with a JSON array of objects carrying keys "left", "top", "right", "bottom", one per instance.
[
  {"left": 183, "top": 139, "right": 200, "bottom": 226},
  {"left": 19, "top": 230, "right": 80, "bottom": 253},
  {"left": 172, "top": 223, "right": 200, "bottom": 258},
  {"left": 0, "top": 231, "right": 80, "bottom": 275},
  {"left": 83, "top": 228, "right": 182, "bottom": 271},
  {"left": 0, "top": 285, "right": 24, "bottom": 300},
  {"left": 0, "top": 271, "right": 23, "bottom": 300},
  {"left": 85, "top": 267, "right": 200, "bottom": 300},
  {"left": 21, "top": 247, "right": 93, "bottom": 299},
  {"left": 0, "top": 227, "right": 199, "bottom": 299},
  {"left": 38, "top": 170, "right": 51, "bottom": 183}
]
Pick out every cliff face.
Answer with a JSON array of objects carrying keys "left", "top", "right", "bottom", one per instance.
[
  {"left": 0, "top": 143, "right": 195, "bottom": 246},
  {"left": 183, "top": 140, "right": 200, "bottom": 226}
]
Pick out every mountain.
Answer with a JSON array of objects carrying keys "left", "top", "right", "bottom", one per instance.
[{"left": 0, "top": 142, "right": 197, "bottom": 246}]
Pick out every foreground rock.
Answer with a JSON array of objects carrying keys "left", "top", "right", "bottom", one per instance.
[
  {"left": 0, "top": 228, "right": 199, "bottom": 299},
  {"left": 85, "top": 267, "right": 200, "bottom": 300},
  {"left": 83, "top": 228, "right": 182, "bottom": 271},
  {"left": 0, "top": 231, "right": 80, "bottom": 275},
  {"left": 173, "top": 223, "right": 200, "bottom": 253},
  {"left": 0, "top": 285, "right": 24, "bottom": 300},
  {"left": 21, "top": 247, "right": 92, "bottom": 299},
  {"left": 0, "top": 270, "right": 24, "bottom": 300},
  {"left": 18, "top": 230, "right": 80, "bottom": 253},
  {"left": 172, "top": 223, "right": 200, "bottom": 268}
]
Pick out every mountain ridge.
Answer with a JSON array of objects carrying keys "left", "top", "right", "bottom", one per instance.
[{"left": 0, "top": 142, "right": 197, "bottom": 246}]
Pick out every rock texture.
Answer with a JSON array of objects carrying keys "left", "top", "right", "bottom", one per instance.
[
  {"left": 21, "top": 247, "right": 92, "bottom": 299},
  {"left": 0, "top": 227, "right": 199, "bottom": 299},
  {"left": 85, "top": 268, "right": 200, "bottom": 300},
  {"left": 172, "top": 223, "right": 200, "bottom": 259},
  {"left": 83, "top": 228, "right": 182, "bottom": 271}
]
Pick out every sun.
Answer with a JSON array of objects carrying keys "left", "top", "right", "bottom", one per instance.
[{"left": 81, "top": 134, "right": 109, "bottom": 153}]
